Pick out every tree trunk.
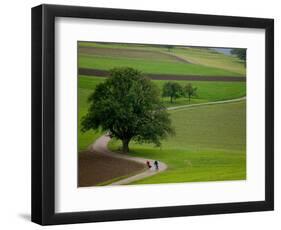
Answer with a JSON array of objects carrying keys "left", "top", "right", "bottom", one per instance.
[
  {"left": 122, "top": 139, "right": 130, "bottom": 153},
  {"left": 170, "top": 96, "right": 173, "bottom": 103}
]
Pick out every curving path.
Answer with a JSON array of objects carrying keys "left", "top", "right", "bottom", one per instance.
[
  {"left": 167, "top": 96, "right": 246, "bottom": 111},
  {"left": 90, "top": 96, "right": 246, "bottom": 185},
  {"left": 90, "top": 135, "right": 167, "bottom": 185}
]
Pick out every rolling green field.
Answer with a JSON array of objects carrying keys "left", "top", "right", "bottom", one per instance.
[
  {"left": 172, "top": 48, "right": 246, "bottom": 75},
  {"left": 79, "top": 55, "right": 243, "bottom": 77},
  {"left": 78, "top": 42, "right": 246, "bottom": 76},
  {"left": 78, "top": 76, "right": 104, "bottom": 151},
  {"left": 78, "top": 75, "right": 246, "bottom": 151},
  {"left": 154, "top": 79, "right": 246, "bottom": 107},
  {"left": 78, "top": 42, "right": 246, "bottom": 184},
  {"left": 108, "top": 101, "right": 246, "bottom": 184}
]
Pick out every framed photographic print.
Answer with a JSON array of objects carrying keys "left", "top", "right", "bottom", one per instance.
[{"left": 31, "top": 4, "right": 274, "bottom": 225}]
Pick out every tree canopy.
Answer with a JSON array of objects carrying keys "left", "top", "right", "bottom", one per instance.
[
  {"left": 162, "top": 82, "right": 198, "bottom": 103},
  {"left": 183, "top": 83, "right": 197, "bottom": 103},
  {"left": 231, "top": 48, "right": 246, "bottom": 62},
  {"left": 162, "top": 82, "right": 183, "bottom": 103},
  {"left": 164, "top": 45, "right": 174, "bottom": 52},
  {"left": 81, "top": 67, "right": 174, "bottom": 153}
]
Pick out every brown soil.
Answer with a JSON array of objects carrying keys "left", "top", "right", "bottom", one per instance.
[
  {"left": 78, "top": 46, "right": 186, "bottom": 63},
  {"left": 78, "top": 150, "right": 146, "bottom": 187},
  {"left": 79, "top": 68, "right": 246, "bottom": 82}
]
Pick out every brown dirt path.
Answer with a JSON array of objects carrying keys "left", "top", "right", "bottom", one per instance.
[
  {"left": 89, "top": 135, "right": 168, "bottom": 185},
  {"left": 78, "top": 135, "right": 168, "bottom": 187}
]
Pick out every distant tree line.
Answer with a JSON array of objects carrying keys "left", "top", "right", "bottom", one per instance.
[
  {"left": 162, "top": 82, "right": 198, "bottom": 103},
  {"left": 164, "top": 45, "right": 174, "bottom": 52},
  {"left": 231, "top": 48, "right": 246, "bottom": 66}
]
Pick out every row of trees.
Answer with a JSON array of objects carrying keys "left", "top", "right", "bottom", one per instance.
[{"left": 162, "top": 82, "right": 198, "bottom": 103}]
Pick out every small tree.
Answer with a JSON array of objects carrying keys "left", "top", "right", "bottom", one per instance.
[
  {"left": 164, "top": 45, "right": 174, "bottom": 52},
  {"left": 231, "top": 48, "right": 246, "bottom": 66},
  {"left": 81, "top": 67, "right": 174, "bottom": 153},
  {"left": 162, "top": 82, "right": 183, "bottom": 103},
  {"left": 183, "top": 83, "right": 197, "bottom": 103}
]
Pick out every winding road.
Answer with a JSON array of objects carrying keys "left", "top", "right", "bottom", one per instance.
[
  {"left": 89, "top": 96, "right": 246, "bottom": 185},
  {"left": 90, "top": 135, "right": 167, "bottom": 185},
  {"left": 167, "top": 96, "right": 246, "bottom": 111}
]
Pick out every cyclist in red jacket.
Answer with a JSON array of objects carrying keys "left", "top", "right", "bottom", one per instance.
[{"left": 146, "top": 160, "right": 152, "bottom": 169}]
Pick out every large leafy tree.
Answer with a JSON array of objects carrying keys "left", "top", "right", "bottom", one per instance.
[
  {"left": 81, "top": 67, "right": 174, "bottom": 153},
  {"left": 162, "top": 82, "right": 183, "bottom": 103}
]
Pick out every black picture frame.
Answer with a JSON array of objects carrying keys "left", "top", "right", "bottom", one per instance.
[{"left": 31, "top": 4, "right": 274, "bottom": 225}]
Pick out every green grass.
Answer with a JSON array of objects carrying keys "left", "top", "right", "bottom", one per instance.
[
  {"left": 79, "top": 55, "right": 243, "bottom": 77},
  {"left": 122, "top": 149, "right": 245, "bottom": 184},
  {"left": 172, "top": 47, "right": 246, "bottom": 75},
  {"left": 77, "top": 42, "right": 247, "bottom": 184},
  {"left": 109, "top": 101, "right": 246, "bottom": 152},
  {"left": 108, "top": 101, "right": 246, "bottom": 184},
  {"left": 166, "top": 101, "right": 246, "bottom": 151},
  {"left": 78, "top": 76, "right": 246, "bottom": 151},
  {"left": 78, "top": 41, "right": 167, "bottom": 51},
  {"left": 96, "top": 168, "right": 146, "bottom": 186},
  {"left": 78, "top": 77, "right": 105, "bottom": 151},
  {"left": 79, "top": 75, "right": 246, "bottom": 107},
  {"left": 154, "top": 80, "right": 246, "bottom": 107},
  {"left": 79, "top": 46, "right": 180, "bottom": 63},
  {"left": 78, "top": 42, "right": 246, "bottom": 75}
]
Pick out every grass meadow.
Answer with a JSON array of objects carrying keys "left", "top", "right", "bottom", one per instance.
[
  {"left": 78, "top": 42, "right": 246, "bottom": 184},
  {"left": 78, "top": 42, "right": 246, "bottom": 76},
  {"left": 79, "top": 54, "right": 243, "bottom": 77},
  {"left": 109, "top": 101, "right": 246, "bottom": 184},
  {"left": 78, "top": 75, "right": 246, "bottom": 151}
]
